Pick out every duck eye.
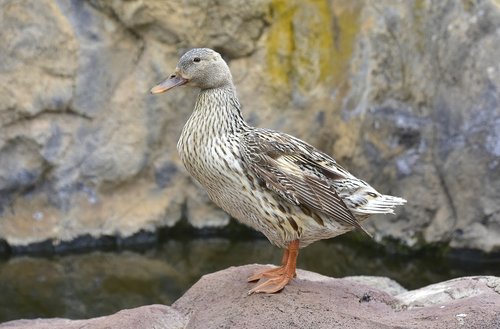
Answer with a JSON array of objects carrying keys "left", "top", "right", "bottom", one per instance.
[{"left": 193, "top": 57, "right": 201, "bottom": 63}]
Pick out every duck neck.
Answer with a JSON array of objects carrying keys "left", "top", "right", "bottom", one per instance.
[{"left": 192, "top": 85, "right": 249, "bottom": 136}]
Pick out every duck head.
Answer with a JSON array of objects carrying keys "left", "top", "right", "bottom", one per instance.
[{"left": 150, "top": 48, "right": 233, "bottom": 94}]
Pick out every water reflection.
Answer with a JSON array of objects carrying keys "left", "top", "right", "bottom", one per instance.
[{"left": 0, "top": 237, "right": 499, "bottom": 322}]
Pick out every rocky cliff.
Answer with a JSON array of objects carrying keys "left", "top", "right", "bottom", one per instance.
[{"left": 0, "top": 0, "right": 499, "bottom": 252}]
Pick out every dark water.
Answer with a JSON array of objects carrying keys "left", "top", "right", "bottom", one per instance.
[{"left": 1, "top": 232, "right": 499, "bottom": 323}]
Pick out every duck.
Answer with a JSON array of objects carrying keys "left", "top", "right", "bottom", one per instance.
[{"left": 150, "top": 48, "right": 406, "bottom": 294}]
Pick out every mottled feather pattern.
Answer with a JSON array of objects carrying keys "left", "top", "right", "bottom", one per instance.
[
  {"left": 241, "top": 129, "right": 373, "bottom": 236},
  {"left": 176, "top": 80, "right": 405, "bottom": 249}
]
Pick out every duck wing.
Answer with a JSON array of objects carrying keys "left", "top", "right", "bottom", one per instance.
[{"left": 240, "top": 128, "right": 369, "bottom": 234}]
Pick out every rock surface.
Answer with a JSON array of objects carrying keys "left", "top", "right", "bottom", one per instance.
[
  {"left": 0, "top": 305, "right": 186, "bottom": 329},
  {"left": 0, "top": 0, "right": 499, "bottom": 252},
  {"left": 2, "top": 265, "right": 500, "bottom": 329}
]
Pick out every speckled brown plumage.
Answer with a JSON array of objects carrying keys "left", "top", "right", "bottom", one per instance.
[{"left": 151, "top": 48, "right": 406, "bottom": 294}]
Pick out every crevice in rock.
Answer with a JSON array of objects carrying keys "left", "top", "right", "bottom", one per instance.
[
  {"left": 371, "top": 3, "right": 407, "bottom": 96},
  {"left": 85, "top": 0, "right": 147, "bottom": 70},
  {"left": 431, "top": 155, "right": 458, "bottom": 239},
  {"left": 1, "top": 108, "right": 92, "bottom": 129},
  {"left": 0, "top": 139, "right": 55, "bottom": 214},
  {"left": 425, "top": 2, "right": 460, "bottom": 242},
  {"left": 40, "top": 67, "right": 75, "bottom": 80}
]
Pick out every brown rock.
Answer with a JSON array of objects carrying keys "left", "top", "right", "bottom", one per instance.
[
  {"left": 0, "top": 305, "right": 186, "bottom": 329},
  {"left": 173, "top": 265, "right": 500, "bottom": 329}
]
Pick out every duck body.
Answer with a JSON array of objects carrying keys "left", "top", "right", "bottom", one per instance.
[
  {"left": 177, "top": 86, "right": 366, "bottom": 249},
  {"left": 152, "top": 48, "right": 406, "bottom": 293}
]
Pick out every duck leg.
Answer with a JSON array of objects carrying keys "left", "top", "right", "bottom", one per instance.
[
  {"left": 248, "top": 240, "right": 299, "bottom": 294},
  {"left": 247, "top": 248, "right": 290, "bottom": 282}
]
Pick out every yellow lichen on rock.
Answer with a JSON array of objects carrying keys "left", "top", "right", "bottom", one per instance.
[
  {"left": 265, "top": 0, "right": 363, "bottom": 109},
  {"left": 265, "top": 0, "right": 296, "bottom": 90},
  {"left": 329, "top": 1, "right": 362, "bottom": 87}
]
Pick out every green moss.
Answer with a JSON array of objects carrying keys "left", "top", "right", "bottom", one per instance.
[
  {"left": 293, "top": 0, "right": 334, "bottom": 88},
  {"left": 328, "top": 2, "right": 362, "bottom": 87},
  {"left": 461, "top": 0, "right": 476, "bottom": 12},
  {"left": 413, "top": 0, "right": 426, "bottom": 54},
  {"left": 265, "top": 0, "right": 362, "bottom": 94},
  {"left": 266, "top": 0, "right": 296, "bottom": 89}
]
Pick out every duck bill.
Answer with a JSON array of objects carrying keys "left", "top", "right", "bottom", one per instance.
[{"left": 150, "top": 74, "right": 188, "bottom": 94}]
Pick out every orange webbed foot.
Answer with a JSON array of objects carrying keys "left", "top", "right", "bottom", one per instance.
[
  {"left": 248, "top": 273, "right": 293, "bottom": 294},
  {"left": 247, "top": 266, "right": 286, "bottom": 282}
]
